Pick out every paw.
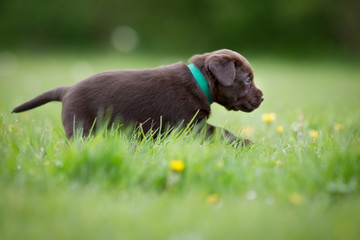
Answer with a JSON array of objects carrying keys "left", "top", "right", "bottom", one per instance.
[
  {"left": 232, "top": 138, "right": 253, "bottom": 148},
  {"left": 242, "top": 138, "right": 254, "bottom": 147}
]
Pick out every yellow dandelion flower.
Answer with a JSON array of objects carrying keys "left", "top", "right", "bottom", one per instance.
[
  {"left": 261, "top": 113, "right": 276, "bottom": 124},
  {"left": 333, "top": 123, "right": 341, "bottom": 131},
  {"left": 170, "top": 160, "right": 185, "bottom": 172},
  {"left": 242, "top": 126, "right": 254, "bottom": 136},
  {"left": 274, "top": 160, "right": 285, "bottom": 166},
  {"left": 207, "top": 194, "right": 219, "bottom": 203},
  {"left": 289, "top": 192, "right": 304, "bottom": 206},
  {"left": 309, "top": 130, "right": 319, "bottom": 139},
  {"left": 276, "top": 125, "right": 283, "bottom": 134}
]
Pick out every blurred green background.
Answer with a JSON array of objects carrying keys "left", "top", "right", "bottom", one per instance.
[{"left": 1, "top": 0, "right": 359, "bottom": 56}]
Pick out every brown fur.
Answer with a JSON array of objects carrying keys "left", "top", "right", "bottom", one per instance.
[{"left": 12, "top": 49, "right": 263, "bottom": 145}]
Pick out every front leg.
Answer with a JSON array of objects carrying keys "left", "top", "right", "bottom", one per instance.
[{"left": 205, "top": 123, "right": 253, "bottom": 147}]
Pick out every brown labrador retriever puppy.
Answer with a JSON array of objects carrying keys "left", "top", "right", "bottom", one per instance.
[{"left": 12, "top": 49, "right": 263, "bottom": 145}]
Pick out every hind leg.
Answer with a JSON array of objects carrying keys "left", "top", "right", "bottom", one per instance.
[{"left": 62, "top": 107, "right": 95, "bottom": 139}]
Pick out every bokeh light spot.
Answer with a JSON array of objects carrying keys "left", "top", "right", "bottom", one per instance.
[{"left": 111, "top": 26, "right": 139, "bottom": 53}]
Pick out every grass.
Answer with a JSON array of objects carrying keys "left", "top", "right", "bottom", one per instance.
[{"left": 1, "top": 51, "right": 360, "bottom": 240}]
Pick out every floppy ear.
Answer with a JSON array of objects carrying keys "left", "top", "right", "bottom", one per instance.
[{"left": 207, "top": 55, "right": 236, "bottom": 87}]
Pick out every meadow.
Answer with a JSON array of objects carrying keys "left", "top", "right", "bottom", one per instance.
[{"left": 1, "top": 51, "right": 360, "bottom": 240}]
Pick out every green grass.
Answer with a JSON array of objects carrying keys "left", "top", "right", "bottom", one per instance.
[{"left": 1, "top": 51, "right": 360, "bottom": 240}]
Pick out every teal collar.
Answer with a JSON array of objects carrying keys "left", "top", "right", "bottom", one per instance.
[{"left": 187, "top": 64, "right": 213, "bottom": 104}]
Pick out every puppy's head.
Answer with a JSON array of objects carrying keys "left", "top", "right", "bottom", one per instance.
[{"left": 190, "top": 49, "right": 263, "bottom": 112}]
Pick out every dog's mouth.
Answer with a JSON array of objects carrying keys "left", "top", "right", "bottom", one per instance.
[
  {"left": 236, "top": 103, "right": 256, "bottom": 112},
  {"left": 227, "top": 100, "right": 261, "bottom": 112}
]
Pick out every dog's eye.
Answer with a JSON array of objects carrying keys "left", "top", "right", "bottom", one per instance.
[{"left": 244, "top": 77, "right": 252, "bottom": 84}]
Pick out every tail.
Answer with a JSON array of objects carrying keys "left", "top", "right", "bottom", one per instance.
[{"left": 12, "top": 87, "right": 69, "bottom": 113}]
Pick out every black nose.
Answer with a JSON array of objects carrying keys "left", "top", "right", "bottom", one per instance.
[{"left": 261, "top": 95, "right": 264, "bottom": 102}]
